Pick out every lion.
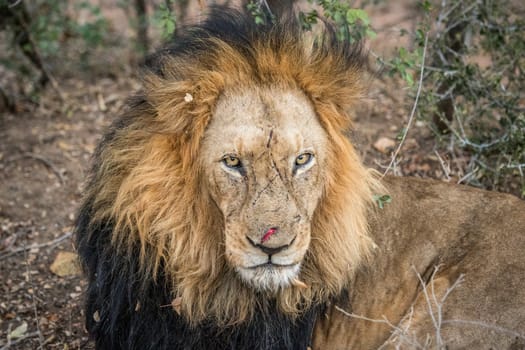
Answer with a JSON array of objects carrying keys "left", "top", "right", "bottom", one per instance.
[{"left": 75, "top": 7, "right": 525, "bottom": 350}]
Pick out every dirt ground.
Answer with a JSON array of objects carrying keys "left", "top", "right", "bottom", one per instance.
[{"left": 0, "top": 2, "right": 504, "bottom": 349}]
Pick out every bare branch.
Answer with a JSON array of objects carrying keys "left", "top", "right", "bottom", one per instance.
[
  {"left": 334, "top": 306, "right": 424, "bottom": 349},
  {"left": 7, "top": 153, "right": 65, "bottom": 184},
  {"left": 0, "top": 231, "right": 73, "bottom": 260},
  {"left": 382, "top": 31, "right": 429, "bottom": 177}
]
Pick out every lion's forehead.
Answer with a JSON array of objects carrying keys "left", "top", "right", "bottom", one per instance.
[{"left": 202, "top": 87, "right": 327, "bottom": 158}]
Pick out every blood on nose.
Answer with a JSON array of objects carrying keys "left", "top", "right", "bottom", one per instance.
[{"left": 261, "top": 227, "right": 278, "bottom": 244}]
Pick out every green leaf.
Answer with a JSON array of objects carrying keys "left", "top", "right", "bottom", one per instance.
[
  {"left": 366, "top": 28, "right": 377, "bottom": 39},
  {"left": 346, "top": 9, "right": 370, "bottom": 25},
  {"left": 420, "top": 0, "right": 432, "bottom": 13},
  {"left": 333, "top": 11, "right": 343, "bottom": 24},
  {"left": 398, "top": 47, "right": 408, "bottom": 59},
  {"left": 396, "top": 127, "right": 407, "bottom": 141},
  {"left": 404, "top": 71, "right": 414, "bottom": 86},
  {"left": 374, "top": 194, "right": 392, "bottom": 209},
  {"left": 165, "top": 20, "right": 175, "bottom": 37}
]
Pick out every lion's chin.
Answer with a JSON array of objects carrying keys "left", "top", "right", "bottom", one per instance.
[{"left": 236, "top": 263, "right": 301, "bottom": 292}]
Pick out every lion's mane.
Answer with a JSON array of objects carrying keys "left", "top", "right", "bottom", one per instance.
[{"left": 76, "top": 7, "right": 378, "bottom": 349}]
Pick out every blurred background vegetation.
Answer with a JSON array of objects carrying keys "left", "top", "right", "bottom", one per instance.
[{"left": 1, "top": 0, "right": 524, "bottom": 197}]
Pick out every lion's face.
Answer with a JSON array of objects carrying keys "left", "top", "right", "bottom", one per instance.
[{"left": 200, "top": 87, "right": 328, "bottom": 291}]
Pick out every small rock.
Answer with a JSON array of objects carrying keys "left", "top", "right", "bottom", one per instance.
[
  {"left": 9, "top": 321, "right": 27, "bottom": 339},
  {"left": 373, "top": 137, "right": 396, "bottom": 154},
  {"left": 50, "top": 251, "right": 81, "bottom": 277}
]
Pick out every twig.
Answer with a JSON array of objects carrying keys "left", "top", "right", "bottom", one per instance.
[
  {"left": 440, "top": 274, "right": 464, "bottom": 305},
  {"left": 334, "top": 306, "right": 424, "bottom": 349},
  {"left": 7, "top": 0, "right": 23, "bottom": 8},
  {"left": 382, "top": 31, "right": 429, "bottom": 177},
  {"left": 456, "top": 169, "right": 477, "bottom": 184},
  {"left": 253, "top": 0, "right": 273, "bottom": 16},
  {"left": 10, "top": 4, "right": 66, "bottom": 101},
  {"left": 456, "top": 155, "right": 479, "bottom": 184},
  {"left": 433, "top": 150, "right": 451, "bottom": 180},
  {"left": 338, "top": 267, "right": 523, "bottom": 348},
  {"left": 442, "top": 319, "right": 525, "bottom": 340},
  {"left": 0, "top": 331, "right": 40, "bottom": 350},
  {"left": 374, "top": 158, "right": 401, "bottom": 176},
  {"left": 412, "top": 265, "right": 443, "bottom": 347},
  {"left": 0, "top": 231, "right": 73, "bottom": 260},
  {"left": 25, "top": 250, "right": 45, "bottom": 349},
  {"left": 7, "top": 153, "right": 65, "bottom": 184},
  {"left": 504, "top": 163, "right": 525, "bottom": 176}
]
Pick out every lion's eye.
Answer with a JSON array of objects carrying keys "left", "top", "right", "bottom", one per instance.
[
  {"left": 295, "top": 153, "right": 313, "bottom": 166},
  {"left": 223, "top": 156, "right": 241, "bottom": 169}
]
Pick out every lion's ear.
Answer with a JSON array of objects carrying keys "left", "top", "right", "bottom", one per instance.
[
  {"left": 294, "top": 34, "right": 367, "bottom": 132},
  {"left": 298, "top": 65, "right": 365, "bottom": 133}
]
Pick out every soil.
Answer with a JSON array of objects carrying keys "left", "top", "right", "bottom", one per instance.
[
  {"left": 0, "top": 2, "right": 510, "bottom": 349},
  {"left": 0, "top": 74, "right": 140, "bottom": 348}
]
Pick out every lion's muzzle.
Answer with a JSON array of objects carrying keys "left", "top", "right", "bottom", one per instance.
[{"left": 246, "top": 234, "right": 296, "bottom": 256}]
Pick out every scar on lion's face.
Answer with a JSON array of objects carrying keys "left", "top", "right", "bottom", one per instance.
[{"left": 200, "top": 87, "right": 328, "bottom": 291}]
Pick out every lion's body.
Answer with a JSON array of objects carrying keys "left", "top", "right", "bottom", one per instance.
[
  {"left": 75, "top": 7, "right": 525, "bottom": 350},
  {"left": 314, "top": 176, "right": 525, "bottom": 349}
]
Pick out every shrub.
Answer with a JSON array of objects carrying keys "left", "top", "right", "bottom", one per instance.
[{"left": 387, "top": 0, "right": 525, "bottom": 197}]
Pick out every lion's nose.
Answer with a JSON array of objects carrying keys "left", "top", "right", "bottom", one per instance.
[{"left": 246, "top": 235, "right": 295, "bottom": 256}]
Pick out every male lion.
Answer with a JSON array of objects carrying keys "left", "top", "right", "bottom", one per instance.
[{"left": 75, "top": 7, "right": 525, "bottom": 350}]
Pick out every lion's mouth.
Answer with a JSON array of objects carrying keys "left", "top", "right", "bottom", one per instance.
[{"left": 247, "top": 262, "right": 298, "bottom": 270}]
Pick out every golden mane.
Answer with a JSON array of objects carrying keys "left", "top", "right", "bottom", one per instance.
[{"left": 85, "top": 8, "right": 380, "bottom": 326}]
